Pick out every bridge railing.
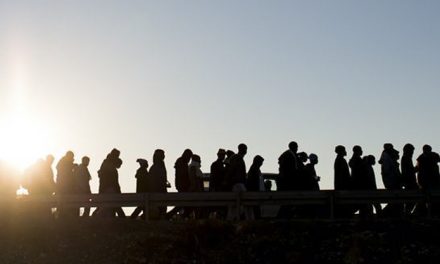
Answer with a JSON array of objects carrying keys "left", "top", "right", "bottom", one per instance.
[{"left": 7, "top": 190, "right": 440, "bottom": 221}]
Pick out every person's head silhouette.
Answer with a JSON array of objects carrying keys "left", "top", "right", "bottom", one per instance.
[
  {"left": 403, "top": 144, "right": 415, "bottom": 156},
  {"left": 82, "top": 156, "right": 90, "bottom": 166},
  {"left": 182, "top": 149, "right": 193, "bottom": 163},
  {"left": 217, "top": 149, "right": 226, "bottom": 161},
  {"left": 288, "top": 141, "right": 298, "bottom": 153},
  {"left": 335, "top": 145, "right": 347, "bottom": 156},
  {"left": 309, "top": 153, "right": 318, "bottom": 165},
  {"left": 238, "top": 143, "right": 247, "bottom": 157},
  {"left": 252, "top": 155, "right": 264, "bottom": 167},
  {"left": 153, "top": 149, "right": 165, "bottom": 164},
  {"left": 353, "top": 145, "right": 363, "bottom": 156},
  {"left": 136, "top": 158, "right": 148, "bottom": 169},
  {"left": 423, "top": 144, "right": 432, "bottom": 154}
]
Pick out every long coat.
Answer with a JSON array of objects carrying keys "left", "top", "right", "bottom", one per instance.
[
  {"left": 135, "top": 168, "right": 149, "bottom": 193},
  {"left": 334, "top": 156, "right": 351, "bottom": 190},
  {"left": 278, "top": 150, "right": 298, "bottom": 191},
  {"left": 174, "top": 157, "right": 190, "bottom": 192},
  {"left": 148, "top": 162, "right": 167, "bottom": 193}
]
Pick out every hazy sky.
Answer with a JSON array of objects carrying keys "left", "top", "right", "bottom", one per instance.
[{"left": 0, "top": 1, "right": 439, "bottom": 192}]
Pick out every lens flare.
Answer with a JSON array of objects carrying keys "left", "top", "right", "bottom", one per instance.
[{"left": 0, "top": 112, "right": 53, "bottom": 171}]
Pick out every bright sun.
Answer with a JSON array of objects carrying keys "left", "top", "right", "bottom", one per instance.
[
  {"left": 1, "top": 53, "right": 55, "bottom": 172},
  {"left": 0, "top": 113, "right": 53, "bottom": 171}
]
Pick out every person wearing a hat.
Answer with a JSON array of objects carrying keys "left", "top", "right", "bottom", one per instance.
[{"left": 131, "top": 158, "right": 149, "bottom": 219}]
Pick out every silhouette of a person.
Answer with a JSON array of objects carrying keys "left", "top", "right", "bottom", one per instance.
[
  {"left": 24, "top": 155, "right": 55, "bottom": 196},
  {"left": 94, "top": 148, "right": 125, "bottom": 218},
  {"left": 364, "top": 155, "right": 382, "bottom": 215},
  {"left": 416, "top": 145, "right": 440, "bottom": 190},
  {"left": 226, "top": 143, "right": 253, "bottom": 220},
  {"left": 56, "top": 151, "right": 75, "bottom": 195},
  {"left": 351, "top": 148, "right": 376, "bottom": 218},
  {"left": 277, "top": 141, "right": 299, "bottom": 191},
  {"left": 209, "top": 149, "right": 226, "bottom": 192},
  {"left": 334, "top": 145, "right": 352, "bottom": 218},
  {"left": 401, "top": 144, "right": 418, "bottom": 215},
  {"left": 56, "top": 151, "right": 77, "bottom": 217},
  {"left": 277, "top": 142, "right": 300, "bottom": 218},
  {"left": 349, "top": 146, "right": 367, "bottom": 190},
  {"left": 246, "top": 155, "right": 264, "bottom": 192},
  {"left": 188, "top": 154, "right": 204, "bottom": 192},
  {"left": 297, "top": 151, "right": 308, "bottom": 190},
  {"left": 416, "top": 145, "right": 440, "bottom": 216},
  {"left": 334, "top": 145, "right": 351, "bottom": 190},
  {"left": 304, "top": 153, "right": 324, "bottom": 217},
  {"left": 305, "top": 154, "right": 320, "bottom": 191},
  {"left": 379, "top": 143, "right": 403, "bottom": 217},
  {"left": 227, "top": 144, "right": 248, "bottom": 190},
  {"left": 131, "top": 158, "right": 149, "bottom": 219},
  {"left": 75, "top": 156, "right": 92, "bottom": 217},
  {"left": 247, "top": 155, "right": 264, "bottom": 218},
  {"left": 401, "top": 144, "right": 418, "bottom": 190},
  {"left": 148, "top": 149, "right": 168, "bottom": 219},
  {"left": 168, "top": 149, "right": 192, "bottom": 219},
  {"left": 379, "top": 143, "right": 401, "bottom": 190},
  {"left": 174, "top": 149, "right": 193, "bottom": 192},
  {"left": 42, "top": 155, "right": 56, "bottom": 195},
  {"left": 187, "top": 154, "right": 204, "bottom": 218},
  {"left": 97, "top": 149, "right": 120, "bottom": 194},
  {"left": 222, "top": 150, "right": 235, "bottom": 191},
  {"left": 209, "top": 149, "right": 227, "bottom": 218}
]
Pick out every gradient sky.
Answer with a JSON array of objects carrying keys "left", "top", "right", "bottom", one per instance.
[{"left": 0, "top": 0, "right": 439, "bottom": 193}]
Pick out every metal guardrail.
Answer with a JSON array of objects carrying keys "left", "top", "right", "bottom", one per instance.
[{"left": 7, "top": 190, "right": 440, "bottom": 221}]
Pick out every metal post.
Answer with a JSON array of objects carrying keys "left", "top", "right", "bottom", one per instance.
[
  {"left": 236, "top": 191, "right": 241, "bottom": 221},
  {"left": 426, "top": 191, "right": 432, "bottom": 219},
  {"left": 329, "top": 191, "right": 335, "bottom": 220},
  {"left": 144, "top": 193, "right": 150, "bottom": 222}
]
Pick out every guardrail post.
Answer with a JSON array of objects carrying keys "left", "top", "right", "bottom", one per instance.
[
  {"left": 426, "top": 191, "right": 432, "bottom": 219},
  {"left": 144, "top": 193, "right": 150, "bottom": 222},
  {"left": 329, "top": 191, "right": 335, "bottom": 220},
  {"left": 236, "top": 191, "right": 241, "bottom": 221}
]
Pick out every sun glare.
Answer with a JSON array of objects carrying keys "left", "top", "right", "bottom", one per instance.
[
  {"left": 1, "top": 53, "right": 54, "bottom": 171},
  {"left": 0, "top": 113, "right": 53, "bottom": 171}
]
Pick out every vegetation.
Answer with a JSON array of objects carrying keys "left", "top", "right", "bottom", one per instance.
[{"left": 0, "top": 215, "right": 440, "bottom": 264}]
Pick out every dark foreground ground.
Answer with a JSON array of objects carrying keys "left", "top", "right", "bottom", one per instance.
[{"left": 0, "top": 215, "right": 440, "bottom": 264}]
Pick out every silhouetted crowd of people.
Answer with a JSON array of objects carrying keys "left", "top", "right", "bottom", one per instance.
[
  {"left": 1, "top": 141, "right": 439, "bottom": 220},
  {"left": 333, "top": 143, "right": 440, "bottom": 218}
]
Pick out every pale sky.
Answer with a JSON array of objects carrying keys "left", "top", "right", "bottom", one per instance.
[{"left": 0, "top": 0, "right": 439, "bottom": 193}]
